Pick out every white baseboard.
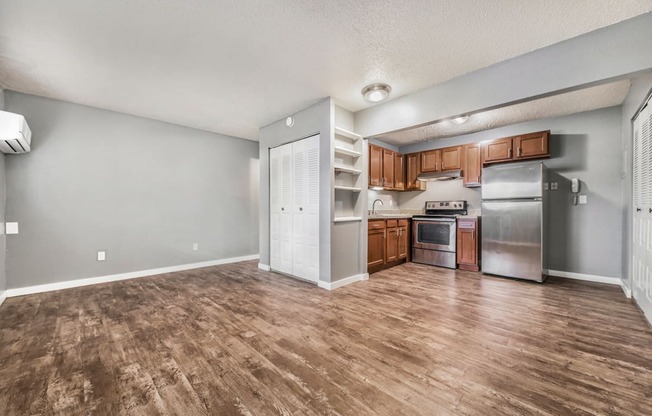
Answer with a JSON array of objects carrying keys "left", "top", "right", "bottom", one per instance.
[
  {"left": 5, "top": 254, "right": 259, "bottom": 298},
  {"left": 0, "top": 290, "right": 6, "bottom": 307},
  {"left": 548, "top": 270, "right": 621, "bottom": 286},
  {"left": 318, "top": 273, "right": 369, "bottom": 291},
  {"left": 621, "top": 281, "right": 632, "bottom": 298},
  {"left": 258, "top": 263, "right": 271, "bottom": 271}
]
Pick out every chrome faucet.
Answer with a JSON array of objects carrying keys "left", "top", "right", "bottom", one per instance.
[{"left": 372, "top": 198, "right": 384, "bottom": 215}]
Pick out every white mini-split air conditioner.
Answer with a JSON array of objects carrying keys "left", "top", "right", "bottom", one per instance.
[{"left": 0, "top": 110, "right": 32, "bottom": 154}]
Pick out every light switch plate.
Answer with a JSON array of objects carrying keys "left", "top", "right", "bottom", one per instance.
[
  {"left": 97, "top": 251, "right": 106, "bottom": 261},
  {"left": 192, "top": 243, "right": 199, "bottom": 251},
  {"left": 579, "top": 195, "right": 588, "bottom": 204},
  {"left": 6, "top": 222, "right": 18, "bottom": 235}
]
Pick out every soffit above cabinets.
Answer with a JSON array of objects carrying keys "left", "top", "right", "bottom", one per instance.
[
  {"left": 372, "top": 80, "right": 632, "bottom": 146},
  {"left": 0, "top": 1, "right": 649, "bottom": 140}
]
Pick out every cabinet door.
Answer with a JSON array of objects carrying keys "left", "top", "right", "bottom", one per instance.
[
  {"left": 385, "top": 225, "right": 398, "bottom": 262},
  {"left": 405, "top": 153, "right": 421, "bottom": 190},
  {"left": 441, "top": 146, "right": 462, "bottom": 171},
  {"left": 278, "top": 143, "right": 294, "bottom": 274},
  {"left": 368, "top": 223, "right": 386, "bottom": 268},
  {"left": 514, "top": 131, "right": 550, "bottom": 160},
  {"left": 383, "top": 148, "right": 395, "bottom": 189},
  {"left": 463, "top": 143, "right": 482, "bottom": 187},
  {"left": 456, "top": 228, "right": 477, "bottom": 266},
  {"left": 369, "top": 144, "right": 383, "bottom": 187},
  {"left": 397, "top": 221, "right": 409, "bottom": 260},
  {"left": 483, "top": 137, "right": 513, "bottom": 164},
  {"left": 269, "top": 146, "right": 282, "bottom": 271},
  {"left": 394, "top": 152, "right": 404, "bottom": 190},
  {"left": 420, "top": 149, "right": 440, "bottom": 172}
]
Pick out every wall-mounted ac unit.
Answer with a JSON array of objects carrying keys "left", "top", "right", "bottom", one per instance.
[{"left": 0, "top": 110, "right": 31, "bottom": 154}]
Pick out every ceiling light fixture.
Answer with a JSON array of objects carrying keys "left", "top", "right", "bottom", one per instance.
[
  {"left": 362, "top": 83, "right": 392, "bottom": 103},
  {"left": 451, "top": 115, "right": 470, "bottom": 124}
]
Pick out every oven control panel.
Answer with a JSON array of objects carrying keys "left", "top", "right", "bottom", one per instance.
[{"left": 425, "top": 201, "right": 467, "bottom": 211}]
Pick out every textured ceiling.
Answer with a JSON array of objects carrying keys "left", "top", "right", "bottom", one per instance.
[
  {"left": 0, "top": 1, "right": 650, "bottom": 140},
  {"left": 373, "top": 80, "right": 632, "bottom": 146}
]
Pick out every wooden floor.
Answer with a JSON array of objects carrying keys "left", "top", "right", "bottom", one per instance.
[{"left": 1, "top": 261, "right": 651, "bottom": 415}]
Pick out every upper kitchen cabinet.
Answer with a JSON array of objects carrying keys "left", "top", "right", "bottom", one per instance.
[
  {"left": 393, "top": 151, "right": 405, "bottom": 190},
  {"left": 483, "top": 130, "right": 550, "bottom": 165},
  {"left": 463, "top": 143, "right": 482, "bottom": 187},
  {"left": 382, "top": 148, "right": 396, "bottom": 189},
  {"left": 405, "top": 153, "right": 421, "bottom": 190},
  {"left": 420, "top": 149, "right": 441, "bottom": 172},
  {"left": 369, "top": 144, "right": 383, "bottom": 187},
  {"left": 513, "top": 131, "right": 550, "bottom": 160},
  {"left": 483, "top": 137, "right": 513, "bottom": 164},
  {"left": 440, "top": 145, "right": 463, "bottom": 171}
]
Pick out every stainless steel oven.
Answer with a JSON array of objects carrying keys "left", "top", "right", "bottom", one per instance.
[{"left": 411, "top": 200, "right": 467, "bottom": 269}]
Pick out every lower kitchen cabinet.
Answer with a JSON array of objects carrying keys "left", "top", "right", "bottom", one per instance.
[
  {"left": 368, "top": 218, "right": 411, "bottom": 274},
  {"left": 457, "top": 218, "right": 480, "bottom": 271}
]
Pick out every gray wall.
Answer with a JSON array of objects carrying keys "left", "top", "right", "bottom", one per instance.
[
  {"left": 620, "top": 74, "right": 652, "bottom": 289},
  {"left": 355, "top": 13, "right": 652, "bottom": 137},
  {"left": 258, "top": 98, "right": 333, "bottom": 283},
  {"left": 0, "top": 89, "right": 6, "bottom": 294},
  {"left": 398, "top": 106, "right": 624, "bottom": 279},
  {"left": 4, "top": 91, "right": 259, "bottom": 289}
]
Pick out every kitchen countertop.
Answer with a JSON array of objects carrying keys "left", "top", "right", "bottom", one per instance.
[{"left": 368, "top": 214, "right": 414, "bottom": 220}]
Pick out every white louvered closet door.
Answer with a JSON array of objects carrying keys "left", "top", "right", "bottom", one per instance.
[
  {"left": 269, "top": 134, "right": 320, "bottom": 282},
  {"left": 632, "top": 96, "right": 652, "bottom": 319}
]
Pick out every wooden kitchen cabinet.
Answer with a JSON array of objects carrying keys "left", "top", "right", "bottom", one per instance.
[
  {"left": 382, "top": 148, "right": 395, "bottom": 189},
  {"left": 393, "top": 152, "right": 404, "bottom": 190},
  {"left": 457, "top": 218, "right": 480, "bottom": 271},
  {"left": 463, "top": 143, "right": 482, "bottom": 187},
  {"left": 385, "top": 220, "right": 399, "bottom": 262},
  {"left": 483, "top": 137, "right": 513, "bottom": 164},
  {"left": 513, "top": 131, "right": 549, "bottom": 160},
  {"left": 440, "top": 145, "right": 463, "bottom": 171},
  {"left": 420, "top": 149, "right": 441, "bottom": 172},
  {"left": 405, "top": 153, "right": 421, "bottom": 190},
  {"left": 369, "top": 144, "right": 383, "bottom": 187},
  {"left": 368, "top": 220, "right": 386, "bottom": 269},
  {"left": 368, "top": 218, "right": 411, "bottom": 273}
]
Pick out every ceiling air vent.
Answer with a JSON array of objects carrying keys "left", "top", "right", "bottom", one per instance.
[{"left": 0, "top": 110, "right": 32, "bottom": 154}]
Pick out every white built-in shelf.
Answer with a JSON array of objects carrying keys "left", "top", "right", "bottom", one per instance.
[
  {"left": 334, "top": 146, "right": 361, "bottom": 158},
  {"left": 333, "top": 216, "right": 363, "bottom": 223},
  {"left": 334, "top": 185, "right": 362, "bottom": 192},
  {"left": 334, "top": 165, "right": 361, "bottom": 175},
  {"left": 334, "top": 127, "right": 362, "bottom": 141}
]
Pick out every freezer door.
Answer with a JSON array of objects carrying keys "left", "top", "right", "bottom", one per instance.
[
  {"left": 482, "top": 162, "right": 543, "bottom": 200},
  {"left": 481, "top": 200, "right": 544, "bottom": 282}
]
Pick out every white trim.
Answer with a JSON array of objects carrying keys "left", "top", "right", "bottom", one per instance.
[
  {"left": 621, "top": 281, "right": 632, "bottom": 298},
  {"left": 0, "top": 290, "right": 6, "bottom": 307},
  {"left": 5, "top": 254, "right": 259, "bottom": 298},
  {"left": 258, "top": 263, "right": 271, "bottom": 271},
  {"left": 548, "top": 270, "right": 621, "bottom": 285},
  {"left": 318, "top": 273, "right": 369, "bottom": 290}
]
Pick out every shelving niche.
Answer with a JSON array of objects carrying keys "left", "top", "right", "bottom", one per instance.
[{"left": 333, "top": 127, "right": 364, "bottom": 222}]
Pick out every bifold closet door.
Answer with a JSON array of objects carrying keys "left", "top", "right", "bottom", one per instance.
[
  {"left": 269, "top": 134, "right": 319, "bottom": 282},
  {"left": 632, "top": 97, "right": 652, "bottom": 318}
]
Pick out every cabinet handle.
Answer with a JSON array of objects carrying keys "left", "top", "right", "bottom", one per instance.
[
  {"left": 383, "top": 230, "right": 386, "bottom": 239},
  {"left": 434, "top": 162, "right": 437, "bottom": 170},
  {"left": 508, "top": 148, "right": 513, "bottom": 158},
  {"left": 281, "top": 207, "right": 284, "bottom": 211},
  {"left": 517, "top": 147, "right": 522, "bottom": 157},
  {"left": 649, "top": 208, "right": 652, "bottom": 214},
  {"left": 441, "top": 161, "right": 445, "bottom": 170},
  {"left": 299, "top": 207, "right": 303, "bottom": 211}
]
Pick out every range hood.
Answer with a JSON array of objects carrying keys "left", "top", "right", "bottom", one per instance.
[
  {"left": 0, "top": 110, "right": 31, "bottom": 154},
  {"left": 417, "top": 169, "right": 462, "bottom": 181}
]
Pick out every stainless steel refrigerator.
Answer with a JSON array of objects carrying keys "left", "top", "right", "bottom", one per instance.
[{"left": 481, "top": 162, "right": 548, "bottom": 282}]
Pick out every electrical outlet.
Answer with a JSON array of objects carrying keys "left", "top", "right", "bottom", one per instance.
[
  {"left": 97, "top": 251, "right": 106, "bottom": 261},
  {"left": 551, "top": 182, "right": 559, "bottom": 190},
  {"left": 579, "top": 195, "right": 588, "bottom": 204},
  {"left": 5, "top": 222, "right": 18, "bottom": 234},
  {"left": 192, "top": 243, "right": 199, "bottom": 251}
]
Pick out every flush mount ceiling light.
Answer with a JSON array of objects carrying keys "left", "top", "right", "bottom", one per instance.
[
  {"left": 362, "top": 83, "right": 392, "bottom": 103},
  {"left": 451, "top": 115, "right": 470, "bottom": 124}
]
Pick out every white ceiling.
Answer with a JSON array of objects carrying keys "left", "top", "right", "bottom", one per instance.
[
  {"left": 374, "top": 80, "right": 633, "bottom": 146},
  {"left": 0, "top": 1, "right": 650, "bottom": 140}
]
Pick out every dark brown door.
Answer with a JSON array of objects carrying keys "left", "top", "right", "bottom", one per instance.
[
  {"left": 420, "top": 149, "right": 441, "bottom": 172},
  {"left": 369, "top": 144, "right": 383, "bottom": 187},
  {"left": 368, "top": 221, "right": 386, "bottom": 268},
  {"left": 483, "top": 137, "right": 513, "bottom": 164},
  {"left": 382, "top": 148, "right": 395, "bottom": 189},
  {"left": 405, "top": 153, "right": 421, "bottom": 190},
  {"left": 394, "top": 152, "right": 404, "bottom": 190},
  {"left": 385, "top": 225, "right": 398, "bottom": 262},
  {"left": 514, "top": 131, "right": 550, "bottom": 160},
  {"left": 463, "top": 143, "right": 482, "bottom": 187},
  {"left": 440, "top": 146, "right": 462, "bottom": 171}
]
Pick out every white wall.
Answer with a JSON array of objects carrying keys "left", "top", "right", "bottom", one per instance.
[{"left": 4, "top": 91, "right": 259, "bottom": 289}]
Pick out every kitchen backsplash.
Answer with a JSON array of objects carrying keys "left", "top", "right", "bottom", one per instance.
[{"left": 367, "top": 179, "right": 482, "bottom": 212}]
